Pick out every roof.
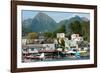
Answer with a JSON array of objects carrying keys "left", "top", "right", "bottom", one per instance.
[{"left": 22, "top": 44, "right": 45, "bottom": 48}]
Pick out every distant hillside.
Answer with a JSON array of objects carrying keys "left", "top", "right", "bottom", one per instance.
[{"left": 22, "top": 12, "right": 90, "bottom": 41}]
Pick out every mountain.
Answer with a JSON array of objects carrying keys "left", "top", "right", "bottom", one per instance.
[
  {"left": 22, "top": 13, "right": 90, "bottom": 38},
  {"left": 57, "top": 19, "right": 68, "bottom": 32},
  {"left": 58, "top": 19, "right": 68, "bottom": 26},
  {"left": 22, "top": 18, "right": 32, "bottom": 27},
  {"left": 30, "top": 12, "right": 57, "bottom": 32},
  {"left": 57, "top": 16, "right": 83, "bottom": 33},
  {"left": 81, "top": 17, "right": 89, "bottom": 22},
  {"left": 67, "top": 15, "right": 82, "bottom": 24},
  {"left": 22, "top": 18, "right": 33, "bottom": 36}
]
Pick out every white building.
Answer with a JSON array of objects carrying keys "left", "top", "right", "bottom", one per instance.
[
  {"left": 28, "top": 48, "right": 38, "bottom": 53},
  {"left": 54, "top": 39, "right": 58, "bottom": 44},
  {"left": 22, "top": 39, "right": 27, "bottom": 45},
  {"left": 43, "top": 44, "right": 55, "bottom": 50},
  {"left": 57, "top": 33, "right": 65, "bottom": 38},
  {"left": 71, "top": 34, "right": 83, "bottom": 41},
  {"left": 65, "top": 40, "right": 78, "bottom": 50}
]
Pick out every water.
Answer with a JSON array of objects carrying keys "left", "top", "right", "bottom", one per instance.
[{"left": 23, "top": 56, "right": 90, "bottom": 63}]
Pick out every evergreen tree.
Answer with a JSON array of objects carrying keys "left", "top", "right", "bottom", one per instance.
[{"left": 70, "top": 20, "right": 82, "bottom": 35}]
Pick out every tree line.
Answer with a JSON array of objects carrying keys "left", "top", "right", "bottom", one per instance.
[{"left": 26, "top": 20, "right": 90, "bottom": 42}]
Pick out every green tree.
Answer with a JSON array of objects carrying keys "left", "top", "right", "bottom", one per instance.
[
  {"left": 60, "top": 38, "right": 65, "bottom": 47},
  {"left": 81, "top": 21, "right": 90, "bottom": 41},
  {"left": 52, "top": 24, "right": 66, "bottom": 38},
  {"left": 57, "top": 38, "right": 66, "bottom": 51},
  {"left": 70, "top": 20, "right": 82, "bottom": 35},
  {"left": 28, "top": 32, "right": 38, "bottom": 39},
  {"left": 57, "top": 25, "right": 66, "bottom": 33},
  {"left": 44, "top": 32, "right": 53, "bottom": 38}
]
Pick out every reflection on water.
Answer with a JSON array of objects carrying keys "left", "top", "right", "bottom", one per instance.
[{"left": 31, "top": 56, "right": 90, "bottom": 62}]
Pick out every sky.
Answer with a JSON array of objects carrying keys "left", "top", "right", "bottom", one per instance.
[{"left": 22, "top": 10, "right": 90, "bottom": 23}]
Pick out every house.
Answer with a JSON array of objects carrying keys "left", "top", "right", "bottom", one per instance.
[
  {"left": 57, "top": 33, "right": 65, "bottom": 38},
  {"left": 54, "top": 39, "right": 58, "bottom": 44},
  {"left": 28, "top": 48, "right": 39, "bottom": 53},
  {"left": 71, "top": 34, "right": 79, "bottom": 40},
  {"left": 65, "top": 40, "right": 78, "bottom": 50},
  {"left": 43, "top": 44, "right": 55, "bottom": 50},
  {"left": 22, "top": 44, "right": 44, "bottom": 53},
  {"left": 65, "top": 39, "right": 70, "bottom": 49},
  {"left": 22, "top": 38, "right": 27, "bottom": 45},
  {"left": 71, "top": 34, "right": 83, "bottom": 41},
  {"left": 22, "top": 43, "right": 55, "bottom": 54},
  {"left": 78, "top": 41, "right": 89, "bottom": 51}
]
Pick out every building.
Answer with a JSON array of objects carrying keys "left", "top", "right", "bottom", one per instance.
[
  {"left": 65, "top": 40, "right": 78, "bottom": 50},
  {"left": 22, "top": 38, "right": 27, "bottom": 45},
  {"left": 71, "top": 34, "right": 83, "bottom": 41},
  {"left": 71, "top": 34, "right": 79, "bottom": 40},
  {"left": 57, "top": 33, "right": 65, "bottom": 38},
  {"left": 22, "top": 43, "right": 55, "bottom": 53},
  {"left": 43, "top": 44, "right": 55, "bottom": 50}
]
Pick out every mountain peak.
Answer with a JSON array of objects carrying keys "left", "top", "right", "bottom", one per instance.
[
  {"left": 37, "top": 12, "right": 46, "bottom": 15},
  {"left": 81, "top": 17, "right": 89, "bottom": 22},
  {"left": 69, "top": 15, "right": 82, "bottom": 23},
  {"left": 30, "top": 12, "right": 57, "bottom": 32},
  {"left": 74, "top": 15, "right": 81, "bottom": 19},
  {"left": 35, "top": 12, "right": 49, "bottom": 18}
]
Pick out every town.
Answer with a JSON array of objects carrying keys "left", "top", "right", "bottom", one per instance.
[{"left": 22, "top": 33, "right": 90, "bottom": 62}]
